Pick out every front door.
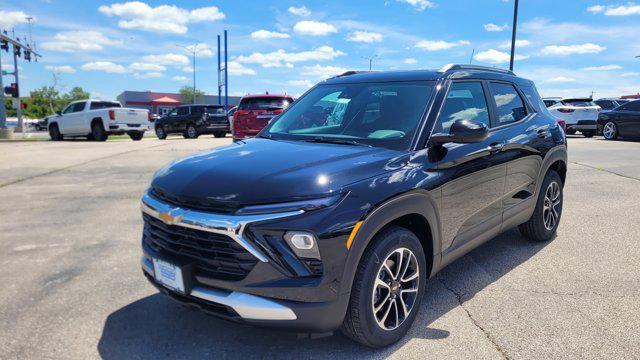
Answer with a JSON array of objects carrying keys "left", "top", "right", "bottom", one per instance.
[{"left": 434, "top": 81, "right": 507, "bottom": 252}]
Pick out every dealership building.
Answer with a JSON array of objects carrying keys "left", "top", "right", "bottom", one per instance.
[{"left": 116, "top": 91, "right": 242, "bottom": 116}]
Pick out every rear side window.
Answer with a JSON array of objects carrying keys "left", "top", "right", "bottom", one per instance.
[
  {"left": 543, "top": 100, "right": 558, "bottom": 108},
  {"left": 204, "top": 106, "right": 226, "bottom": 114},
  {"left": 191, "top": 106, "right": 203, "bottom": 115},
  {"left": 438, "top": 82, "right": 490, "bottom": 133},
  {"left": 90, "top": 101, "right": 121, "bottom": 110},
  {"left": 238, "top": 97, "right": 291, "bottom": 111},
  {"left": 595, "top": 100, "right": 615, "bottom": 110},
  {"left": 489, "top": 83, "right": 527, "bottom": 124},
  {"left": 520, "top": 85, "right": 545, "bottom": 113},
  {"left": 177, "top": 107, "right": 189, "bottom": 116},
  {"left": 621, "top": 101, "right": 640, "bottom": 111}
]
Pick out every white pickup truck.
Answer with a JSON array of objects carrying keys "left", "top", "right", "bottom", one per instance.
[{"left": 48, "top": 99, "right": 150, "bottom": 141}]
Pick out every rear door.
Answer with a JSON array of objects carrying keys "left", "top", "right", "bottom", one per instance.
[
  {"left": 176, "top": 106, "right": 190, "bottom": 131},
  {"left": 163, "top": 107, "right": 179, "bottom": 132},
  {"left": 435, "top": 80, "right": 507, "bottom": 252}
]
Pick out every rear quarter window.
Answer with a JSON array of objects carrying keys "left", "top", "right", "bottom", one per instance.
[{"left": 90, "top": 101, "right": 121, "bottom": 110}]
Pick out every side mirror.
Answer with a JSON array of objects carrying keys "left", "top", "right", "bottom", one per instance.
[
  {"left": 56, "top": 111, "right": 62, "bottom": 116},
  {"left": 430, "top": 119, "right": 489, "bottom": 146}
]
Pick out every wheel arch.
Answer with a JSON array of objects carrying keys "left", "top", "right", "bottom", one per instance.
[
  {"left": 91, "top": 117, "right": 105, "bottom": 129},
  {"left": 339, "top": 190, "right": 441, "bottom": 296}
]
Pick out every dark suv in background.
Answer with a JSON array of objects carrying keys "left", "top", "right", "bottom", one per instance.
[
  {"left": 155, "top": 104, "right": 230, "bottom": 139},
  {"left": 140, "top": 65, "right": 567, "bottom": 347},
  {"left": 232, "top": 94, "right": 293, "bottom": 141}
]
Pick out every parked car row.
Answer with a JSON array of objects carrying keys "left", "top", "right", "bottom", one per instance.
[{"left": 543, "top": 96, "right": 640, "bottom": 140}]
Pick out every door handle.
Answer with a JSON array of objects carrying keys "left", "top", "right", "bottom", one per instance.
[{"left": 488, "top": 142, "right": 504, "bottom": 153}]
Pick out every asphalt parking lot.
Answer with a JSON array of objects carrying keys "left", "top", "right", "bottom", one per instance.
[{"left": 1, "top": 135, "right": 639, "bottom": 359}]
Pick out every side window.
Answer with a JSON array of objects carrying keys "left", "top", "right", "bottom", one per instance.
[
  {"left": 489, "top": 83, "right": 527, "bottom": 125},
  {"left": 177, "top": 107, "right": 189, "bottom": 116},
  {"left": 596, "top": 101, "right": 614, "bottom": 110},
  {"left": 623, "top": 101, "right": 640, "bottom": 111},
  {"left": 168, "top": 108, "right": 178, "bottom": 116},
  {"left": 62, "top": 104, "right": 75, "bottom": 114},
  {"left": 191, "top": 106, "right": 203, "bottom": 115},
  {"left": 71, "top": 102, "right": 86, "bottom": 113},
  {"left": 438, "top": 82, "right": 490, "bottom": 133}
]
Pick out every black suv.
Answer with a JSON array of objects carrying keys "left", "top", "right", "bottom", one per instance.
[
  {"left": 155, "top": 104, "right": 229, "bottom": 139},
  {"left": 140, "top": 65, "right": 567, "bottom": 347}
]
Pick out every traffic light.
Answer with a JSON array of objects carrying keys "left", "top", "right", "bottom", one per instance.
[
  {"left": 20, "top": 101, "right": 27, "bottom": 110},
  {"left": 14, "top": 45, "right": 21, "bottom": 57},
  {"left": 24, "top": 50, "right": 31, "bottom": 62},
  {"left": 4, "top": 83, "right": 18, "bottom": 98},
  {"left": 0, "top": 39, "right": 8, "bottom": 52}
]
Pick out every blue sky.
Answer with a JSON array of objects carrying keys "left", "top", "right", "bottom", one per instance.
[{"left": 1, "top": 0, "right": 640, "bottom": 100}]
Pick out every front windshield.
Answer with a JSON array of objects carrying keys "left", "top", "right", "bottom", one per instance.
[{"left": 263, "top": 81, "right": 435, "bottom": 150}]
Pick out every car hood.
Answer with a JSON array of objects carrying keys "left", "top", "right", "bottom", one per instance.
[{"left": 151, "top": 138, "right": 406, "bottom": 207}]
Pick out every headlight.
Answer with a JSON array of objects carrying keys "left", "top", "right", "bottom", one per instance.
[{"left": 235, "top": 193, "right": 343, "bottom": 216}]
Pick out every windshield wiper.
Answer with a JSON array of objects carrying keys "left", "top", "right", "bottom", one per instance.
[{"left": 302, "top": 136, "right": 371, "bottom": 147}]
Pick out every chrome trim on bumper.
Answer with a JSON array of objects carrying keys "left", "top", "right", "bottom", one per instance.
[
  {"left": 141, "top": 259, "right": 296, "bottom": 320},
  {"left": 140, "top": 190, "right": 303, "bottom": 262}
]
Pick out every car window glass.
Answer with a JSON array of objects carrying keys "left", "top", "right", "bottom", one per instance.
[
  {"left": 191, "top": 106, "right": 203, "bottom": 115},
  {"left": 623, "top": 101, "right": 640, "bottom": 111},
  {"left": 177, "top": 107, "right": 189, "bottom": 116},
  {"left": 71, "top": 102, "right": 86, "bottom": 113},
  {"left": 168, "top": 108, "right": 178, "bottom": 116},
  {"left": 62, "top": 104, "right": 74, "bottom": 114},
  {"left": 438, "top": 82, "right": 489, "bottom": 132},
  {"left": 489, "top": 83, "right": 527, "bottom": 124},
  {"left": 90, "top": 102, "right": 121, "bottom": 110},
  {"left": 596, "top": 101, "right": 614, "bottom": 110},
  {"left": 239, "top": 97, "right": 292, "bottom": 110}
]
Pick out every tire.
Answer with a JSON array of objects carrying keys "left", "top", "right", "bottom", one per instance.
[
  {"left": 155, "top": 125, "right": 167, "bottom": 140},
  {"left": 184, "top": 124, "right": 199, "bottom": 139},
  {"left": 602, "top": 121, "right": 618, "bottom": 140},
  {"left": 91, "top": 122, "right": 108, "bottom": 142},
  {"left": 341, "top": 226, "right": 427, "bottom": 348},
  {"left": 129, "top": 132, "right": 144, "bottom": 141},
  {"left": 213, "top": 131, "right": 226, "bottom": 138},
  {"left": 566, "top": 129, "right": 576, "bottom": 135},
  {"left": 582, "top": 130, "right": 595, "bottom": 138},
  {"left": 49, "top": 124, "right": 63, "bottom": 141},
  {"left": 519, "top": 170, "right": 563, "bottom": 242}
]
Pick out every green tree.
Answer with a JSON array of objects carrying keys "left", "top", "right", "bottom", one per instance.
[
  {"left": 179, "top": 85, "right": 205, "bottom": 104},
  {"left": 62, "top": 87, "right": 91, "bottom": 103},
  {"left": 24, "top": 86, "right": 61, "bottom": 119}
]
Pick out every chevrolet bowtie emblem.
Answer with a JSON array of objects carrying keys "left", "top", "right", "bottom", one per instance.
[{"left": 158, "top": 208, "right": 185, "bottom": 225}]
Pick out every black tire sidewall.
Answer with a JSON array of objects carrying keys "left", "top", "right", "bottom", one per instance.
[
  {"left": 535, "top": 171, "right": 563, "bottom": 238},
  {"left": 186, "top": 125, "right": 198, "bottom": 138},
  {"left": 92, "top": 123, "right": 107, "bottom": 141},
  {"left": 350, "top": 228, "right": 427, "bottom": 347},
  {"left": 49, "top": 124, "right": 62, "bottom": 141},
  {"left": 156, "top": 126, "right": 167, "bottom": 139}
]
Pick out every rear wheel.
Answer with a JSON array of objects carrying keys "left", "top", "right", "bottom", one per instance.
[
  {"left": 155, "top": 125, "right": 167, "bottom": 140},
  {"left": 129, "top": 132, "right": 144, "bottom": 141},
  {"left": 582, "top": 130, "right": 595, "bottom": 138},
  {"left": 184, "top": 124, "right": 199, "bottom": 139},
  {"left": 519, "top": 170, "right": 563, "bottom": 242},
  {"left": 49, "top": 124, "right": 63, "bottom": 141},
  {"left": 602, "top": 121, "right": 618, "bottom": 140},
  {"left": 91, "top": 122, "right": 108, "bottom": 142},
  {"left": 342, "top": 226, "right": 427, "bottom": 348},
  {"left": 213, "top": 131, "right": 226, "bottom": 138}
]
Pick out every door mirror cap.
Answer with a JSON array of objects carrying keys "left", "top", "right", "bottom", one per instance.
[
  {"left": 56, "top": 111, "right": 62, "bottom": 116},
  {"left": 430, "top": 119, "right": 489, "bottom": 146}
]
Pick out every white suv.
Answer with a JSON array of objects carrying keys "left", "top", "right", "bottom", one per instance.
[{"left": 543, "top": 98, "right": 601, "bottom": 137}]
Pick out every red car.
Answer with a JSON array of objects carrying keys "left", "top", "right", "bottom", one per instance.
[{"left": 232, "top": 94, "right": 293, "bottom": 141}]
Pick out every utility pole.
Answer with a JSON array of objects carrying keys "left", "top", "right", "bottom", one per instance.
[
  {"left": 217, "top": 35, "right": 221, "bottom": 105},
  {"left": 13, "top": 40, "right": 23, "bottom": 132},
  {"left": 0, "top": 49, "right": 6, "bottom": 131},
  {"left": 224, "top": 30, "right": 228, "bottom": 112},
  {"left": 509, "top": 0, "right": 520, "bottom": 72},
  {"left": 176, "top": 43, "right": 203, "bottom": 104},
  {"left": 26, "top": 17, "right": 34, "bottom": 48}
]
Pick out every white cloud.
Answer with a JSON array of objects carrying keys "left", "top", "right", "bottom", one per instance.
[
  {"left": 182, "top": 66, "right": 194, "bottom": 73},
  {"left": 44, "top": 65, "right": 76, "bottom": 73},
  {"left": 293, "top": 21, "right": 337, "bottom": 36},
  {"left": 621, "top": 72, "right": 640, "bottom": 77},
  {"left": 588, "top": 3, "right": 640, "bottom": 16},
  {"left": 0, "top": 11, "right": 32, "bottom": 29},
  {"left": 41, "top": 31, "right": 121, "bottom": 53},
  {"left": 396, "top": 0, "right": 435, "bottom": 11},
  {"left": 580, "top": 64, "right": 622, "bottom": 71},
  {"left": 98, "top": 2, "right": 224, "bottom": 34},
  {"left": 484, "top": 23, "right": 508, "bottom": 32},
  {"left": 544, "top": 76, "right": 576, "bottom": 83},
  {"left": 141, "top": 53, "right": 190, "bottom": 66},
  {"left": 347, "top": 31, "right": 383, "bottom": 43},
  {"left": 172, "top": 75, "right": 189, "bottom": 82},
  {"left": 81, "top": 61, "right": 127, "bottom": 73},
  {"left": 415, "top": 39, "right": 470, "bottom": 51},
  {"left": 236, "top": 46, "right": 345, "bottom": 68},
  {"left": 288, "top": 6, "right": 311, "bottom": 16},
  {"left": 251, "top": 30, "right": 290, "bottom": 39},
  {"left": 474, "top": 49, "right": 528, "bottom": 64},
  {"left": 499, "top": 39, "right": 531, "bottom": 49},
  {"left": 133, "top": 72, "right": 163, "bottom": 79},
  {"left": 181, "top": 43, "right": 214, "bottom": 57},
  {"left": 129, "top": 62, "right": 166, "bottom": 71},
  {"left": 288, "top": 79, "right": 315, "bottom": 88},
  {"left": 301, "top": 64, "right": 349, "bottom": 79},
  {"left": 404, "top": 58, "right": 418, "bottom": 64},
  {"left": 540, "top": 43, "right": 606, "bottom": 56},
  {"left": 227, "top": 61, "right": 256, "bottom": 76}
]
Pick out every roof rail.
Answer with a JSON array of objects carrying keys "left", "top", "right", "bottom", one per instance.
[
  {"left": 438, "top": 64, "right": 515, "bottom": 75},
  {"left": 330, "top": 70, "right": 374, "bottom": 79}
]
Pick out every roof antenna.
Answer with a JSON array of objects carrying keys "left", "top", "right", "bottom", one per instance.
[{"left": 469, "top": 48, "right": 475, "bottom": 64}]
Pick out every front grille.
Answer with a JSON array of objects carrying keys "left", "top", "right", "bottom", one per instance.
[
  {"left": 143, "top": 213, "right": 258, "bottom": 281},
  {"left": 150, "top": 187, "right": 239, "bottom": 214}
]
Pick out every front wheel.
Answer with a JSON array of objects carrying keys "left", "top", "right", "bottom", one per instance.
[
  {"left": 519, "top": 170, "right": 563, "bottom": 242},
  {"left": 129, "top": 132, "right": 144, "bottom": 141},
  {"left": 341, "top": 226, "right": 427, "bottom": 348},
  {"left": 582, "top": 130, "right": 595, "bottom": 138},
  {"left": 602, "top": 121, "right": 618, "bottom": 140},
  {"left": 49, "top": 124, "right": 63, "bottom": 141}
]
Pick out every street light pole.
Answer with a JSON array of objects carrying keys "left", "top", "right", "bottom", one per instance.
[
  {"left": 176, "top": 43, "right": 202, "bottom": 104},
  {"left": 509, "top": 0, "right": 520, "bottom": 72}
]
